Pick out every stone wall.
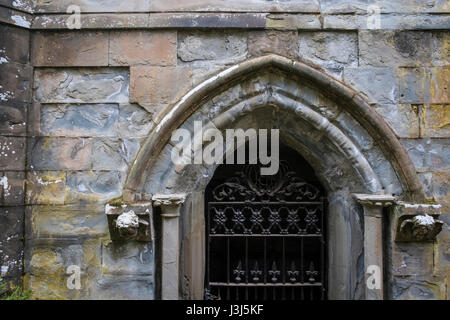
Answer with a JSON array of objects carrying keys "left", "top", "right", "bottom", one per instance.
[{"left": 0, "top": 0, "right": 448, "bottom": 299}]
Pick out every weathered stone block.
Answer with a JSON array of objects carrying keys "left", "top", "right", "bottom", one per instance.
[
  {"left": 26, "top": 171, "right": 66, "bottom": 205},
  {"left": 0, "top": 0, "right": 33, "bottom": 12},
  {"left": 401, "top": 138, "right": 450, "bottom": 170},
  {"left": 34, "top": 68, "right": 129, "bottom": 104},
  {"left": 0, "top": 24, "right": 29, "bottom": 64},
  {"left": 343, "top": 67, "right": 398, "bottom": 104},
  {"left": 391, "top": 243, "right": 434, "bottom": 276},
  {"left": 28, "top": 137, "right": 92, "bottom": 171},
  {"left": 299, "top": 31, "right": 358, "bottom": 72},
  {"left": 249, "top": 30, "right": 299, "bottom": 60},
  {"left": 34, "top": 0, "right": 151, "bottom": 13},
  {"left": 109, "top": 31, "right": 176, "bottom": 66},
  {"left": 265, "top": 14, "right": 321, "bottom": 30},
  {"left": 0, "top": 62, "right": 31, "bottom": 103},
  {"left": 32, "top": 31, "right": 109, "bottom": 67},
  {"left": 91, "top": 138, "right": 140, "bottom": 171},
  {"left": 1, "top": 171, "right": 25, "bottom": 205},
  {"left": 423, "top": 104, "right": 450, "bottom": 138},
  {"left": 359, "top": 31, "right": 433, "bottom": 67},
  {"left": 0, "top": 206, "right": 24, "bottom": 281},
  {"left": 431, "top": 32, "right": 450, "bottom": 66},
  {"left": 117, "top": 104, "right": 154, "bottom": 138},
  {"left": 398, "top": 67, "right": 450, "bottom": 103},
  {"left": 430, "top": 170, "right": 450, "bottom": 203},
  {"left": 0, "top": 103, "right": 27, "bottom": 136},
  {"left": 390, "top": 276, "right": 446, "bottom": 300},
  {"left": 0, "top": 137, "right": 25, "bottom": 170},
  {"left": 0, "top": 206, "right": 24, "bottom": 240},
  {"left": 27, "top": 205, "right": 107, "bottom": 238},
  {"left": 66, "top": 171, "right": 126, "bottom": 203},
  {"left": 130, "top": 66, "right": 192, "bottom": 112},
  {"left": 92, "top": 275, "right": 154, "bottom": 300},
  {"left": 149, "top": 0, "right": 320, "bottom": 12},
  {"left": 177, "top": 31, "right": 247, "bottom": 65},
  {"left": 101, "top": 241, "right": 153, "bottom": 275},
  {"left": 40, "top": 104, "right": 119, "bottom": 137},
  {"left": 373, "top": 104, "right": 420, "bottom": 138}
]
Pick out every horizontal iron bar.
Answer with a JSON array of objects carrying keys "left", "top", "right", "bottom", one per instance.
[
  {"left": 209, "top": 282, "right": 323, "bottom": 287},
  {"left": 209, "top": 234, "right": 322, "bottom": 237},
  {"left": 209, "top": 201, "right": 323, "bottom": 205}
]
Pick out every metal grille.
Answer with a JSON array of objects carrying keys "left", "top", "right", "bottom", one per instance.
[{"left": 205, "top": 162, "right": 326, "bottom": 300}]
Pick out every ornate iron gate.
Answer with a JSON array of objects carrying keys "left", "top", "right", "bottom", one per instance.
[{"left": 205, "top": 162, "right": 326, "bottom": 300}]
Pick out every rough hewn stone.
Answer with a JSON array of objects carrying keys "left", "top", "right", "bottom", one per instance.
[
  {"left": 34, "top": 68, "right": 129, "bottom": 104},
  {"left": 26, "top": 171, "right": 66, "bottom": 205},
  {"left": 1, "top": 171, "right": 25, "bottom": 205},
  {"left": 401, "top": 138, "right": 450, "bottom": 170},
  {"left": 178, "top": 31, "right": 247, "bottom": 65},
  {"left": 149, "top": 0, "right": 320, "bottom": 12},
  {"left": 398, "top": 67, "right": 450, "bottom": 103},
  {"left": 249, "top": 30, "right": 299, "bottom": 60},
  {"left": 28, "top": 137, "right": 92, "bottom": 171},
  {"left": 40, "top": 104, "right": 119, "bottom": 137},
  {"left": 0, "top": 206, "right": 24, "bottom": 281},
  {"left": 66, "top": 171, "right": 126, "bottom": 203},
  {"left": 423, "top": 104, "right": 450, "bottom": 138},
  {"left": 0, "top": 137, "right": 25, "bottom": 170},
  {"left": 32, "top": 31, "right": 108, "bottom": 67},
  {"left": 0, "top": 24, "right": 29, "bottom": 64},
  {"left": 373, "top": 104, "right": 420, "bottom": 138},
  {"left": 130, "top": 66, "right": 192, "bottom": 112},
  {"left": 117, "top": 104, "right": 154, "bottom": 138},
  {"left": 343, "top": 67, "right": 398, "bottom": 104},
  {"left": 0, "top": 103, "right": 27, "bottom": 136},
  {"left": 391, "top": 243, "right": 434, "bottom": 276},
  {"left": 91, "top": 138, "right": 140, "bottom": 171},
  {"left": 390, "top": 276, "right": 446, "bottom": 300},
  {"left": 101, "top": 241, "right": 153, "bottom": 275},
  {"left": 359, "top": 31, "right": 433, "bottom": 67},
  {"left": 0, "top": 62, "right": 31, "bottom": 104},
  {"left": 27, "top": 205, "right": 107, "bottom": 238},
  {"left": 299, "top": 31, "right": 358, "bottom": 75},
  {"left": 109, "top": 31, "right": 176, "bottom": 67}
]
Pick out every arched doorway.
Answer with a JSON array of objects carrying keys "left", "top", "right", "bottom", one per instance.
[
  {"left": 204, "top": 144, "right": 327, "bottom": 300},
  {"left": 120, "top": 54, "right": 425, "bottom": 300}
]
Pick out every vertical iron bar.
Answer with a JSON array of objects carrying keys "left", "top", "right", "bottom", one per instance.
[
  {"left": 282, "top": 237, "right": 286, "bottom": 300},
  {"left": 301, "top": 236, "right": 304, "bottom": 300},
  {"left": 245, "top": 237, "right": 248, "bottom": 300},
  {"left": 264, "top": 237, "right": 267, "bottom": 300},
  {"left": 227, "top": 237, "right": 230, "bottom": 300}
]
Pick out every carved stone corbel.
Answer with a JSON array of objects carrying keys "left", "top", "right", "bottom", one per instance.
[
  {"left": 105, "top": 201, "right": 153, "bottom": 242},
  {"left": 392, "top": 202, "right": 444, "bottom": 242},
  {"left": 152, "top": 193, "right": 186, "bottom": 300}
]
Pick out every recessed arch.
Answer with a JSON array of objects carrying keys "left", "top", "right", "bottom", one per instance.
[{"left": 123, "top": 54, "right": 423, "bottom": 202}]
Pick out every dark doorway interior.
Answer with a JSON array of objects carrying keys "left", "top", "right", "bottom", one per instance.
[{"left": 205, "top": 144, "right": 327, "bottom": 300}]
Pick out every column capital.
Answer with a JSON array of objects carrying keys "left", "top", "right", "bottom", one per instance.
[
  {"left": 352, "top": 194, "right": 397, "bottom": 208},
  {"left": 152, "top": 193, "right": 186, "bottom": 207}
]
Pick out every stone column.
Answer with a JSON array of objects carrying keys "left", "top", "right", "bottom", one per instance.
[
  {"left": 152, "top": 194, "right": 186, "bottom": 300},
  {"left": 353, "top": 194, "right": 396, "bottom": 300}
]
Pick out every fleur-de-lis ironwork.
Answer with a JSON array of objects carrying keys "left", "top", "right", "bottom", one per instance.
[
  {"left": 249, "top": 208, "right": 264, "bottom": 233},
  {"left": 304, "top": 208, "right": 320, "bottom": 233},
  {"left": 232, "top": 209, "right": 248, "bottom": 234},
  {"left": 287, "top": 261, "right": 299, "bottom": 283},
  {"left": 211, "top": 208, "right": 227, "bottom": 234},
  {"left": 250, "top": 261, "right": 262, "bottom": 282},
  {"left": 233, "top": 260, "right": 245, "bottom": 283},
  {"left": 268, "top": 261, "right": 280, "bottom": 282},
  {"left": 306, "top": 261, "right": 318, "bottom": 283}
]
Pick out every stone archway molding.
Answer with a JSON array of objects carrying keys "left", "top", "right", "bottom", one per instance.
[{"left": 123, "top": 54, "right": 424, "bottom": 203}]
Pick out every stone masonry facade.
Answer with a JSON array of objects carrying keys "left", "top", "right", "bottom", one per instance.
[{"left": 0, "top": 0, "right": 448, "bottom": 299}]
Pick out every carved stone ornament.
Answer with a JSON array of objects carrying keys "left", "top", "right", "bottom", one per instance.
[
  {"left": 393, "top": 202, "right": 444, "bottom": 242},
  {"left": 105, "top": 201, "right": 153, "bottom": 241},
  {"left": 152, "top": 194, "right": 186, "bottom": 207}
]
